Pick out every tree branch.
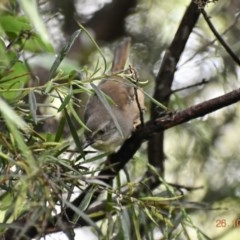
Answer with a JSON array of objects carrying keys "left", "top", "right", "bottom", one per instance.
[
  {"left": 148, "top": 0, "right": 208, "bottom": 172},
  {"left": 105, "top": 87, "right": 240, "bottom": 174},
  {"left": 59, "top": 86, "right": 240, "bottom": 230},
  {"left": 68, "top": 86, "right": 240, "bottom": 227}
]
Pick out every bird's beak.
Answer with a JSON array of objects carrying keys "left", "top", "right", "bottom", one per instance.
[{"left": 82, "top": 138, "right": 94, "bottom": 149}]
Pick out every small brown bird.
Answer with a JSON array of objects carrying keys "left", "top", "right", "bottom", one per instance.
[{"left": 84, "top": 38, "right": 145, "bottom": 152}]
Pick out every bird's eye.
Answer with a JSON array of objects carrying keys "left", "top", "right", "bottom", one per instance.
[{"left": 98, "top": 129, "right": 105, "bottom": 135}]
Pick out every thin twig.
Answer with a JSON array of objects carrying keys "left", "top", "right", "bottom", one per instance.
[
  {"left": 180, "top": 11, "right": 240, "bottom": 68},
  {"left": 201, "top": 9, "right": 240, "bottom": 66},
  {"left": 129, "top": 65, "right": 145, "bottom": 128},
  {"left": 171, "top": 78, "right": 210, "bottom": 94}
]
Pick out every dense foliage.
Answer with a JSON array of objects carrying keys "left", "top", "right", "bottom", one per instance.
[{"left": 0, "top": 0, "right": 240, "bottom": 239}]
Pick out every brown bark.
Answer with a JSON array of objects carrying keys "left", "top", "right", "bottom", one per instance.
[{"left": 148, "top": 0, "right": 207, "bottom": 173}]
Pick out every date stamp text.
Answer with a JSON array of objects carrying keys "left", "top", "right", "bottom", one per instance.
[{"left": 216, "top": 219, "right": 240, "bottom": 228}]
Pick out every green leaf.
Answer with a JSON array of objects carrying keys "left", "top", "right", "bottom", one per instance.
[
  {"left": 24, "top": 33, "right": 54, "bottom": 53},
  {"left": 0, "top": 11, "right": 53, "bottom": 53},
  {"left": 143, "top": 207, "right": 159, "bottom": 226},
  {"left": 143, "top": 90, "right": 168, "bottom": 110},
  {"left": 29, "top": 90, "right": 37, "bottom": 124},
  {"left": 55, "top": 115, "right": 66, "bottom": 142},
  {"left": 150, "top": 206, "right": 173, "bottom": 226},
  {"left": 0, "top": 38, "right": 9, "bottom": 66},
  {"left": 139, "top": 195, "right": 182, "bottom": 203},
  {"left": 63, "top": 199, "right": 102, "bottom": 236},
  {"left": 69, "top": 104, "right": 89, "bottom": 131},
  {"left": 57, "top": 91, "right": 85, "bottom": 158},
  {"left": 0, "top": 15, "right": 31, "bottom": 37},
  {"left": 64, "top": 107, "right": 85, "bottom": 157},
  {"left": 44, "top": 80, "right": 53, "bottom": 93},
  {"left": 48, "top": 29, "right": 81, "bottom": 80},
  {"left": 131, "top": 206, "right": 141, "bottom": 240},
  {"left": 0, "top": 98, "right": 36, "bottom": 168},
  {"left": 0, "top": 98, "right": 28, "bottom": 131},
  {"left": 58, "top": 92, "right": 72, "bottom": 112},
  {"left": 90, "top": 83, "right": 124, "bottom": 138},
  {"left": 79, "top": 187, "right": 95, "bottom": 211},
  {"left": 0, "top": 61, "right": 30, "bottom": 101},
  {"left": 17, "top": 0, "right": 51, "bottom": 45}
]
